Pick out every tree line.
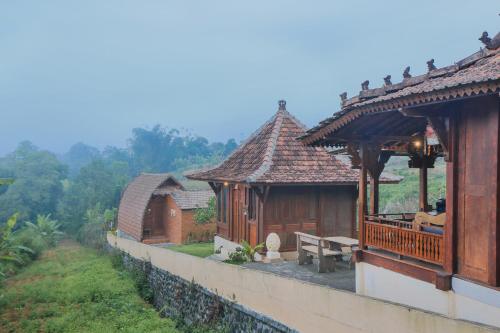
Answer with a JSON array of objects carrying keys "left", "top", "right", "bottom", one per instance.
[{"left": 0, "top": 125, "right": 237, "bottom": 235}]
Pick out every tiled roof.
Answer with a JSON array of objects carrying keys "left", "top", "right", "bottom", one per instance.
[
  {"left": 186, "top": 102, "right": 392, "bottom": 184},
  {"left": 170, "top": 190, "right": 214, "bottom": 210},
  {"left": 301, "top": 32, "right": 500, "bottom": 146},
  {"left": 117, "top": 173, "right": 183, "bottom": 240}
]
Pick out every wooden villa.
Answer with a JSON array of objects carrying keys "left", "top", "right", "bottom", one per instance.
[
  {"left": 300, "top": 32, "right": 500, "bottom": 326},
  {"left": 117, "top": 173, "right": 215, "bottom": 244},
  {"left": 187, "top": 101, "right": 399, "bottom": 252}
]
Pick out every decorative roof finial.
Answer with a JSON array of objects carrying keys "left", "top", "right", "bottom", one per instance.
[
  {"left": 479, "top": 31, "right": 492, "bottom": 48},
  {"left": 427, "top": 59, "right": 437, "bottom": 72},
  {"left": 403, "top": 66, "right": 412, "bottom": 79},
  {"left": 383, "top": 75, "right": 392, "bottom": 86},
  {"left": 339, "top": 92, "right": 347, "bottom": 106},
  {"left": 361, "top": 80, "right": 369, "bottom": 91},
  {"left": 278, "top": 100, "right": 286, "bottom": 110}
]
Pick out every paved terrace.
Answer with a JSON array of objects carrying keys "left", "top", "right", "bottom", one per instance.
[{"left": 242, "top": 259, "right": 355, "bottom": 292}]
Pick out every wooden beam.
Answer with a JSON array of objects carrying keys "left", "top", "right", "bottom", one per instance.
[
  {"left": 399, "top": 105, "right": 451, "bottom": 118},
  {"left": 330, "top": 135, "right": 414, "bottom": 144},
  {"left": 359, "top": 250, "right": 452, "bottom": 291}
]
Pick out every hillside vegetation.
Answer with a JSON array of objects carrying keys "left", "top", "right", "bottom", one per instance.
[
  {"left": 0, "top": 240, "right": 179, "bottom": 333},
  {"left": 380, "top": 156, "right": 446, "bottom": 213}
]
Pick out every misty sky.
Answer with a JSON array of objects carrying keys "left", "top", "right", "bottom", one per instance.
[{"left": 1, "top": 1, "right": 498, "bottom": 155}]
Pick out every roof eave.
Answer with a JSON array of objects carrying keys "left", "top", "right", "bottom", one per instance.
[{"left": 301, "top": 81, "right": 500, "bottom": 147}]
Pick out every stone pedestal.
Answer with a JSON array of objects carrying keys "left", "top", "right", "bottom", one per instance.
[{"left": 264, "top": 233, "right": 282, "bottom": 263}]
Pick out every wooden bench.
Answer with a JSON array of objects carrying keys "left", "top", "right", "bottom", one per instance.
[{"left": 295, "top": 232, "right": 341, "bottom": 273}]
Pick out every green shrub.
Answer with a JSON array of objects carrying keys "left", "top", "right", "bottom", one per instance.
[
  {"left": 240, "top": 241, "right": 264, "bottom": 262},
  {"left": 129, "top": 265, "right": 153, "bottom": 304},
  {"left": 12, "top": 228, "right": 47, "bottom": 261},
  {"left": 77, "top": 205, "right": 116, "bottom": 250},
  {"left": 193, "top": 197, "right": 216, "bottom": 225},
  {"left": 0, "top": 214, "right": 34, "bottom": 279},
  {"left": 77, "top": 223, "right": 106, "bottom": 250},
  {"left": 224, "top": 247, "right": 246, "bottom": 265},
  {"left": 25, "top": 214, "right": 64, "bottom": 247}
]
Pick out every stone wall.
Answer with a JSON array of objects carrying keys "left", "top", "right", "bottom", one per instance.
[
  {"left": 121, "top": 252, "right": 297, "bottom": 333},
  {"left": 108, "top": 233, "right": 500, "bottom": 333}
]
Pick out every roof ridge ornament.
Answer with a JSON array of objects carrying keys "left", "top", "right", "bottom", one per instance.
[
  {"left": 383, "top": 75, "right": 392, "bottom": 86},
  {"left": 479, "top": 31, "right": 492, "bottom": 48},
  {"left": 278, "top": 100, "right": 286, "bottom": 110},
  {"left": 427, "top": 59, "right": 437, "bottom": 72},
  {"left": 403, "top": 66, "right": 412, "bottom": 79},
  {"left": 361, "top": 80, "right": 369, "bottom": 90},
  {"left": 340, "top": 92, "right": 347, "bottom": 107}
]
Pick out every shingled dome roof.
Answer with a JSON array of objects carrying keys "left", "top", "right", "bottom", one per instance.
[
  {"left": 186, "top": 101, "right": 398, "bottom": 184},
  {"left": 117, "top": 173, "right": 183, "bottom": 241}
]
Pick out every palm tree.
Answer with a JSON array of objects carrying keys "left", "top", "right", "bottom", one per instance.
[
  {"left": 0, "top": 214, "right": 33, "bottom": 277},
  {"left": 26, "top": 214, "right": 64, "bottom": 247}
]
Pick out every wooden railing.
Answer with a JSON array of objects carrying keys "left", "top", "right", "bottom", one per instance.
[
  {"left": 366, "top": 214, "right": 414, "bottom": 229},
  {"left": 365, "top": 220, "right": 444, "bottom": 265}
]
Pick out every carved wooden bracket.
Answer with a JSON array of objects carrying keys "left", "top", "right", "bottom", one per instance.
[
  {"left": 427, "top": 116, "right": 450, "bottom": 162},
  {"left": 347, "top": 143, "right": 361, "bottom": 169},
  {"left": 208, "top": 182, "right": 221, "bottom": 194},
  {"left": 254, "top": 186, "right": 270, "bottom": 203},
  {"left": 363, "top": 145, "right": 392, "bottom": 179}
]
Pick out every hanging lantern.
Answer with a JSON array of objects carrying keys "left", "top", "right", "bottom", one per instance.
[{"left": 408, "top": 136, "right": 424, "bottom": 155}]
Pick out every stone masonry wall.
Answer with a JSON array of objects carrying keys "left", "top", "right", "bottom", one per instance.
[{"left": 120, "top": 252, "right": 297, "bottom": 333}]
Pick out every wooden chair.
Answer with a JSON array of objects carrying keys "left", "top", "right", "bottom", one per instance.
[{"left": 295, "top": 232, "right": 341, "bottom": 273}]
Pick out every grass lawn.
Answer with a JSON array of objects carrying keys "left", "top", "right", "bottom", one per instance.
[
  {"left": 0, "top": 240, "right": 179, "bottom": 333},
  {"left": 168, "top": 242, "right": 214, "bottom": 258}
]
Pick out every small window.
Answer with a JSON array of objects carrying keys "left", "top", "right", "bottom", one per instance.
[{"left": 170, "top": 209, "right": 176, "bottom": 217}]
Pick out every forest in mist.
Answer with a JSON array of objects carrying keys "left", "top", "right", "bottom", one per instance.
[{"left": 0, "top": 125, "right": 237, "bottom": 234}]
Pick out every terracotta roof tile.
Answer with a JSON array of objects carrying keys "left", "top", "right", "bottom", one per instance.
[
  {"left": 186, "top": 104, "right": 399, "bottom": 184},
  {"left": 117, "top": 173, "right": 183, "bottom": 240},
  {"left": 167, "top": 190, "right": 214, "bottom": 210},
  {"left": 301, "top": 37, "right": 500, "bottom": 145}
]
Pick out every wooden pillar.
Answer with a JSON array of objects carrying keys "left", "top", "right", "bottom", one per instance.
[
  {"left": 358, "top": 144, "right": 368, "bottom": 249},
  {"left": 419, "top": 165, "right": 428, "bottom": 211},
  {"left": 444, "top": 113, "right": 457, "bottom": 274},
  {"left": 370, "top": 176, "right": 379, "bottom": 215}
]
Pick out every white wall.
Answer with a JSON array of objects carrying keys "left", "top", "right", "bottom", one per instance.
[
  {"left": 108, "top": 234, "right": 500, "bottom": 333},
  {"left": 356, "top": 262, "right": 500, "bottom": 329}
]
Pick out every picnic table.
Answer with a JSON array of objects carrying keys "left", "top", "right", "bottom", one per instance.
[
  {"left": 323, "top": 236, "right": 358, "bottom": 269},
  {"left": 323, "top": 236, "right": 358, "bottom": 249}
]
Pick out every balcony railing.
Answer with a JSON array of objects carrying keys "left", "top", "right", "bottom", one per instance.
[{"left": 364, "top": 214, "right": 444, "bottom": 266}]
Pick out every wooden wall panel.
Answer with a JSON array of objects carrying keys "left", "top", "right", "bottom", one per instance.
[
  {"left": 320, "top": 186, "right": 357, "bottom": 238},
  {"left": 456, "top": 97, "right": 499, "bottom": 285},
  {"left": 263, "top": 186, "right": 356, "bottom": 251}
]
